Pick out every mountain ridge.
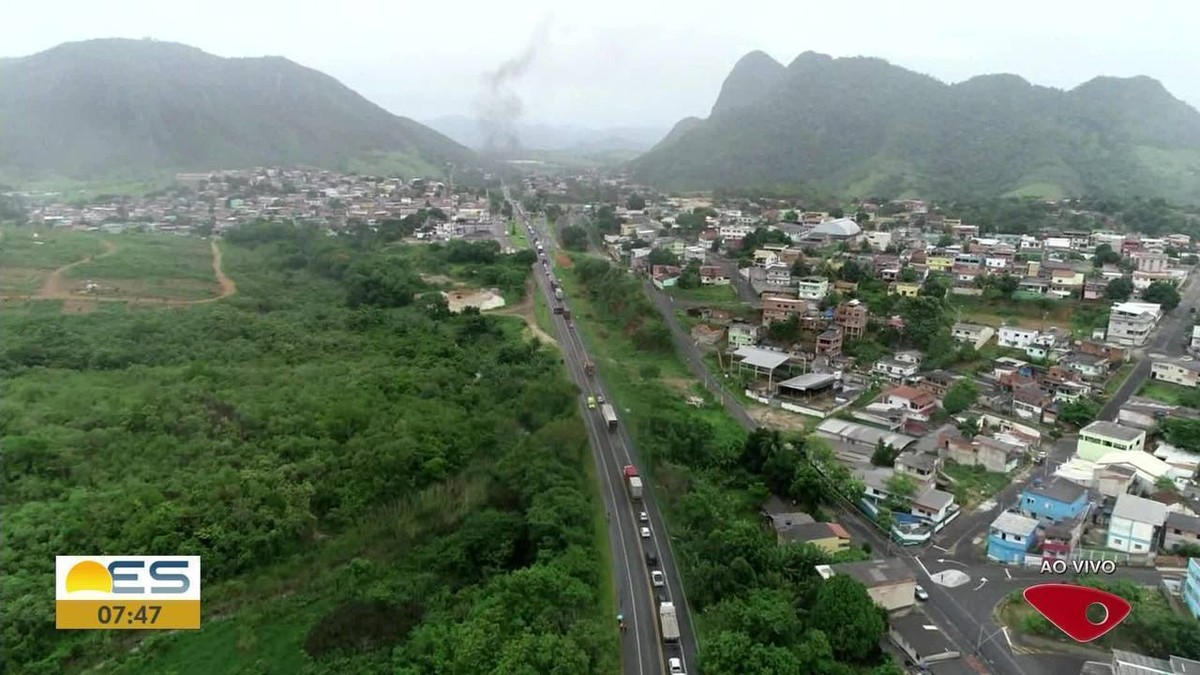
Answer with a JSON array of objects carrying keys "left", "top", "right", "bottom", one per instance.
[
  {"left": 0, "top": 38, "right": 471, "bottom": 180},
  {"left": 631, "top": 51, "right": 1200, "bottom": 202}
]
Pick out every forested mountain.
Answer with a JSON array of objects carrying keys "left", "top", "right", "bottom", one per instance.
[
  {"left": 0, "top": 39, "right": 472, "bottom": 180},
  {"left": 631, "top": 51, "right": 1200, "bottom": 203}
]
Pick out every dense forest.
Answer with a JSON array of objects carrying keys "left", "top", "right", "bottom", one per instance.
[{"left": 1, "top": 225, "right": 613, "bottom": 674}]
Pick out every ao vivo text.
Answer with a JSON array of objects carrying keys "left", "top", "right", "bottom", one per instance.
[{"left": 1040, "top": 559, "right": 1118, "bottom": 575}]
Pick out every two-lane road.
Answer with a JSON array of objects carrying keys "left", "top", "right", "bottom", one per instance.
[{"left": 511, "top": 198, "right": 699, "bottom": 674}]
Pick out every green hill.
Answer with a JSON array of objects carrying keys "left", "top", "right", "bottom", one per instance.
[
  {"left": 0, "top": 39, "right": 472, "bottom": 181},
  {"left": 630, "top": 51, "right": 1200, "bottom": 202}
]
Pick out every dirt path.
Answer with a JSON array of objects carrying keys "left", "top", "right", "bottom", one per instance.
[
  {"left": 36, "top": 239, "right": 118, "bottom": 299},
  {"left": 8, "top": 238, "right": 237, "bottom": 307},
  {"left": 491, "top": 279, "right": 557, "bottom": 346}
]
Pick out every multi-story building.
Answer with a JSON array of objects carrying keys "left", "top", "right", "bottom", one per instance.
[
  {"left": 872, "top": 351, "right": 923, "bottom": 382},
  {"left": 1076, "top": 420, "right": 1147, "bottom": 462},
  {"left": 987, "top": 512, "right": 1039, "bottom": 564},
  {"left": 795, "top": 276, "right": 829, "bottom": 300},
  {"left": 1186, "top": 559, "right": 1200, "bottom": 620},
  {"left": 815, "top": 327, "right": 842, "bottom": 355},
  {"left": 998, "top": 325, "right": 1038, "bottom": 349},
  {"left": 1106, "top": 493, "right": 1166, "bottom": 554},
  {"left": 1019, "top": 478, "right": 1088, "bottom": 524},
  {"left": 834, "top": 300, "right": 869, "bottom": 340},
  {"left": 760, "top": 294, "right": 808, "bottom": 326},
  {"left": 1106, "top": 302, "right": 1163, "bottom": 347},
  {"left": 765, "top": 262, "right": 792, "bottom": 286},
  {"left": 727, "top": 322, "right": 761, "bottom": 348},
  {"left": 718, "top": 223, "right": 753, "bottom": 241},
  {"left": 1151, "top": 359, "right": 1200, "bottom": 388},
  {"left": 1133, "top": 250, "right": 1169, "bottom": 273}
]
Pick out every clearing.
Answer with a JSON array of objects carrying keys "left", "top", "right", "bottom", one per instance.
[{"left": 490, "top": 279, "right": 558, "bottom": 346}]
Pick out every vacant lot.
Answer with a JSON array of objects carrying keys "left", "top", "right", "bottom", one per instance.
[
  {"left": 64, "top": 234, "right": 221, "bottom": 300},
  {"left": 0, "top": 227, "right": 108, "bottom": 294}
]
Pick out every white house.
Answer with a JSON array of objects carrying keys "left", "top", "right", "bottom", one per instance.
[
  {"left": 1151, "top": 359, "right": 1200, "bottom": 388},
  {"left": 998, "top": 326, "right": 1039, "bottom": 349},
  {"left": 1106, "top": 493, "right": 1167, "bottom": 555},
  {"left": 796, "top": 276, "right": 830, "bottom": 300}
]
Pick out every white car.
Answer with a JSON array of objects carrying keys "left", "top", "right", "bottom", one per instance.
[
  {"left": 915, "top": 585, "right": 929, "bottom": 601},
  {"left": 668, "top": 657, "right": 684, "bottom": 674},
  {"left": 651, "top": 570, "right": 665, "bottom": 587},
  {"left": 639, "top": 511, "right": 649, "bottom": 523},
  {"left": 640, "top": 526, "right": 651, "bottom": 539}
]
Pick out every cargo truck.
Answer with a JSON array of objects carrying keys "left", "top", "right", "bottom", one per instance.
[
  {"left": 554, "top": 288, "right": 563, "bottom": 300},
  {"left": 601, "top": 404, "right": 618, "bottom": 430},
  {"left": 627, "top": 476, "right": 643, "bottom": 500},
  {"left": 584, "top": 362, "right": 595, "bottom": 376},
  {"left": 659, "top": 602, "right": 680, "bottom": 643}
]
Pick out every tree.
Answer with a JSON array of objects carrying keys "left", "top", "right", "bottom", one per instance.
[
  {"left": 838, "top": 260, "right": 867, "bottom": 283},
  {"left": 810, "top": 575, "right": 886, "bottom": 661},
  {"left": 1093, "top": 243, "right": 1122, "bottom": 267},
  {"left": 854, "top": 210, "right": 870, "bottom": 226},
  {"left": 919, "top": 274, "right": 950, "bottom": 299},
  {"left": 899, "top": 266, "right": 920, "bottom": 283},
  {"left": 1160, "top": 419, "right": 1200, "bottom": 453},
  {"left": 782, "top": 209, "right": 799, "bottom": 223},
  {"left": 1144, "top": 281, "right": 1182, "bottom": 311},
  {"left": 1058, "top": 398, "right": 1100, "bottom": 428},
  {"left": 871, "top": 439, "right": 898, "bottom": 467},
  {"left": 883, "top": 474, "right": 918, "bottom": 510},
  {"left": 942, "top": 379, "right": 980, "bottom": 415},
  {"left": 1105, "top": 276, "right": 1134, "bottom": 302},
  {"left": 647, "top": 248, "right": 679, "bottom": 266},
  {"left": 829, "top": 207, "right": 845, "bottom": 219},
  {"left": 560, "top": 225, "right": 589, "bottom": 251},
  {"left": 936, "top": 234, "right": 953, "bottom": 247},
  {"left": 626, "top": 193, "right": 646, "bottom": 210}
]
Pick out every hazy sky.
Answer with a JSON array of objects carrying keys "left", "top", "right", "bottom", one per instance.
[{"left": 4, "top": 0, "right": 1199, "bottom": 129}]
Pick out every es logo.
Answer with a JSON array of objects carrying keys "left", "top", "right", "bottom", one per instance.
[{"left": 56, "top": 556, "right": 201, "bottom": 599}]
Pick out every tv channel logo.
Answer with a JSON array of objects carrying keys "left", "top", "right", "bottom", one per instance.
[{"left": 55, "top": 556, "right": 201, "bottom": 630}]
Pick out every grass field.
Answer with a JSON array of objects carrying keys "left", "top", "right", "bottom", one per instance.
[
  {"left": 64, "top": 234, "right": 220, "bottom": 300},
  {"left": 0, "top": 227, "right": 108, "bottom": 293},
  {"left": 670, "top": 283, "right": 737, "bottom": 303},
  {"left": 949, "top": 295, "right": 1110, "bottom": 337},
  {"left": 1139, "top": 380, "right": 1200, "bottom": 407},
  {"left": 942, "top": 462, "right": 1011, "bottom": 509}
]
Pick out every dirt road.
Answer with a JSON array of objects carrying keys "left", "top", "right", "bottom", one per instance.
[{"left": 6, "top": 238, "right": 237, "bottom": 306}]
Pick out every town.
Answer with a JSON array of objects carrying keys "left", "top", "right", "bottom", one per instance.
[{"left": 11, "top": 166, "right": 1200, "bottom": 675}]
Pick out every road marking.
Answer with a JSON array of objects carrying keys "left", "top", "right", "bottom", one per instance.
[
  {"left": 1005, "top": 568, "right": 1012, "bottom": 580},
  {"left": 914, "top": 557, "right": 932, "bottom": 578},
  {"left": 973, "top": 577, "right": 988, "bottom": 591}
]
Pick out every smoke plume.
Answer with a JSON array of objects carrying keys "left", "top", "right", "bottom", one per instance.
[{"left": 476, "top": 19, "right": 552, "bottom": 154}]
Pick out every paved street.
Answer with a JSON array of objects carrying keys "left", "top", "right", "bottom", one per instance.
[
  {"left": 513, "top": 195, "right": 699, "bottom": 675},
  {"left": 639, "top": 274, "right": 1197, "bottom": 675}
]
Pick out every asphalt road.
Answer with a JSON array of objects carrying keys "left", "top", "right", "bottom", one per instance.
[
  {"left": 511, "top": 197, "right": 699, "bottom": 675},
  {"left": 641, "top": 273, "right": 1199, "bottom": 675}
]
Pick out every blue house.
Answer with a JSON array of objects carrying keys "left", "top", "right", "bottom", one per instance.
[
  {"left": 1184, "top": 559, "right": 1200, "bottom": 620},
  {"left": 1019, "top": 478, "right": 1088, "bottom": 524},
  {"left": 987, "top": 511, "right": 1040, "bottom": 564}
]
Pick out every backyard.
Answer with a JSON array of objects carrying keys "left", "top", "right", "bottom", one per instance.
[{"left": 942, "top": 462, "right": 1011, "bottom": 509}]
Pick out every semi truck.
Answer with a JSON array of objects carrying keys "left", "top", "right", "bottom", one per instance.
[
  {"left": 659, "top": 602, "right": 680, "bottom": 643},
  {"left": 601, "top": 404, "right": 618, "bottom": 430},
  {"left": 627, "top": 476, "right": 643, "bottom": 500}
]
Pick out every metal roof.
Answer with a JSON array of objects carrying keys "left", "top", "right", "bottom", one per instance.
[
  {"left": 991, "top": 511, "right": 1040, "bottom": 535},
  {"left": 1081, "top": 421, "right": 1146, "bottom": 443},
  {"left": 777, "top": 372, "right": 837, "bottom": 391},
  {"left": 1112, "top": 493, "right": 1168, "bottom": 526},
  {"left": 732, "top": 346, "right": 791, "bottom": 371},
  {"left": 817, "top": 418, "right": 917, "bottom": 451}
]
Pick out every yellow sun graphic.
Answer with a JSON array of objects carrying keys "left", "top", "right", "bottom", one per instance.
[{"left": 66, "top": 560, "right": 112, "bottom": 593}]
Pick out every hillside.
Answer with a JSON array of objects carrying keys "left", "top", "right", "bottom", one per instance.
[
  {"left": 631, "top": 51, "right": 1200, "bottom": 202},
  {"left": 0, "top": 39, "right": 472, "bottom": 180}
]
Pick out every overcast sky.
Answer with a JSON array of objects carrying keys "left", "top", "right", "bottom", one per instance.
[{"left": 4, "top": 0, "right": 1199, "bottom": 130}]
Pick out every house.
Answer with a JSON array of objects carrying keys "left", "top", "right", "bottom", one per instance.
[
  {"left": 1041, "top": 516, "right": 1086, "bottom": 562},
  {"left": 727, "top": 322, "right": 761, "bottom": 348},
  {"left": 894, "top": 450, "right": 940, "bottom": 486},
  {"left": 1151, "top": 359, "right": 1200, "bottom": 388},
  {"left": 765, "top": 262, "right": 792, "bottom": 286},
  {"left": 889, "top": 281, "right": 921, "bottom": 297},
  {"left": 1106, "top": 493, "right": 1167, "bottom": 554},
  {"left": 951, "top": 322, "right": 995, "bottom": 350},
  {"left": 889, "top": 613, "right": 961, "bottom": 668},
  {"left": 817, "top": 419, "right": 918, "bottom": 452},
  {"left": 1012, "top": 382, "right": 1050, "bottom": 422},
  {"left": 1019, "top": 478, "right": 1089, "bottom": 524},
  {"left": 1106, "top": 302, "right": 1163, "bottom": 347},
  {"left": 872, "top": 351, "right": 923, "bottom": 382},
  {"left": 815, "top": 327, "right": 843, "bottom": 355},
  {"left": 1185, "top": 559, "right": 1200, "bottom": 620},
  {"left": 651, "top": 265, "right": 682, "bottom": 289},
  {"left": 1050, "top": 268, "right": 1085, "bottom": 290},
  {"left": 911, "top": 488, "right": 958, "bottom": 526},
  {"left": 987, "top": 511, "right": 1040, "bottom": 564},
  {"left": 915, "top": 371, "right": 959, "bottom": 398},
  {"left": 699, "top": 265, "right": 730, "bottom": 285},
  {"left": 883, "top": 385, "right": 939, "bottom": 420},
  {"left": 1083, "top": 281, "right": 1108, "bottom": 301},
  {"left": 1192, "top": 325, "right": 1200, "bottom": 351},
  {"left": 947, "top": 435, "right": 1024, "bottom": 474},
  {"left": 1087, "top": 649, "right": 1200, "bottom": 675},
  {"left": 1061, "top": 352, "right": 1109, "bottom": 380},
  {"left": 795, "top": 276, "right": 830, "bottom": 300},
  {"left": 760, "top": 294, "right": 808, "bottom": 326},
  {"left": 815, "top": 559, "right": 916, "bottom": 612},
  {"left": 834, "top": 300, "right": 869, "bottom": 340},
  {"left": 773, "top": 517, "right": 852, "bottom": 553},
  {"left": 1164, "top": 512, "right": 1200, "bottom": 553},
  {"left": 804, "top": 217, "right": 863, "bottom": 245},
  {"left": 998, "top": 326, "right": 1039, "bottom": 349},
  {"left": 1076, "top": 421, "right": 1147, "bottom": 462}
]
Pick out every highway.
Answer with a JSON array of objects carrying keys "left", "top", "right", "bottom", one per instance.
[{"left": 507, "top": 195, "right": 699, "bottom": 675}]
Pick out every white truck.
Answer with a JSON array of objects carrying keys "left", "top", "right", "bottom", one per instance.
[
  {"left": 601, "top": 403, "right": 618, "bottom": 430},
  {"left": 659, "top": 602, "right": 680, "bottom": 643},
  {"left": 554, "top": 287, "right": 563, "bottom": 300},
  {"left": 627, "top": 476, "right": 643, "bottom": 500}
]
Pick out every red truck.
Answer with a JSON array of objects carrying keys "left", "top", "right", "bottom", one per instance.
[{"left": 623, "top": 465, "right": 638, "bottom": 478}]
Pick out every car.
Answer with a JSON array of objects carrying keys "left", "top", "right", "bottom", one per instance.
[
  {"left": 597, "top": 394, "right": 606, "bottom": 404},
  {"left": 586, "top": 396, "right": 597, "bottom": 409},
  {"left": 639, "top": 511, "right": 649, "bottom": 523},
  {"left": 915, "top": 585, "right": 929, "bottom": 601},
  {"left": 645, "top": 550, "right": 658, "bottom": 566},
  {"left": 651, "top": 570, "right": 665, "bottom": 587},
  {"left": 668, "top": 657, "right": 684, "bottom": 674},
  {"left": 640, "top": 526, "right": 651, "bottom": 539}
]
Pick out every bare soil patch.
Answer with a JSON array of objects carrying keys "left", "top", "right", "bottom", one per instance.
[
  {"left": 748, "top": 406, "right": 810, "bottom": 432},
  {"left": 490, "top": 279, "right": 557, "bottom": 347},
  {"left": 555, "top": 251, "right": 573, "bottom": 268}
]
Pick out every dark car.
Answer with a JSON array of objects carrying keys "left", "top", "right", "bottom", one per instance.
[{"left": 645, "top": 550, "right": 658, "bottom": 567}]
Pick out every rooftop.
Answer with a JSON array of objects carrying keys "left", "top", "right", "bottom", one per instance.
[
  {"left": 1166, "top": 511, "right": 1200, "bottom": 534},
  {"left": 1112, "top": 493, "right": 1168, "bottom": 526},
  {"left": 1023, "top": 477, "right": 1087, "bottom": 505},
  {"left": 1081, "top": 421, "right": 1146, "bottom": 443},
  {"left": 777, "top": 372, "right": 838, "bottom": 392},
  {"left": 991, "top": 511, "right": 1040, "bottom": 535},
  {"left": 778, "top": 521, "right": 850, "bottom": 544},
  {"left": 817, "top": 419, "right": 917, "bottom": 451},
  {"left": 733, "top": 346, "right": 791, "bottom": 371},
  {"left": 889, "top": 613, "right": 960, "bottom": 661},
  {"left": 810, "top": 217, "right": 862, "bottom": 237}
]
